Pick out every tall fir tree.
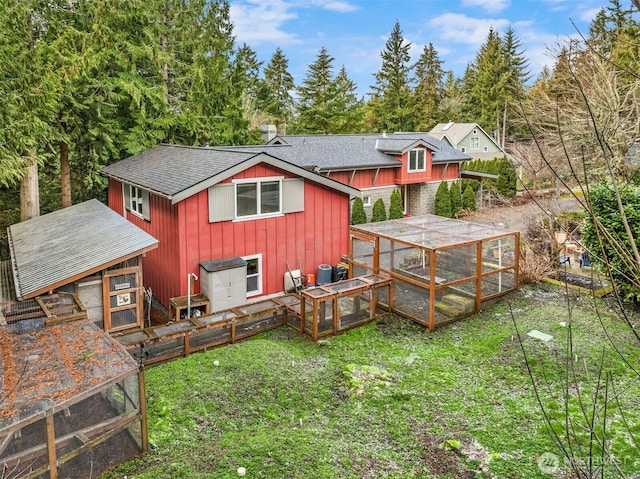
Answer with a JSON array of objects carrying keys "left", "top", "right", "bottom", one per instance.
[
  {"left": 260, "top": 47, "right": 296, "bottom": 133},
  {"left": 292, "top": 47, "right": 337, "bottom": 134},
  {"left": 461, "top": 28, "right": 507, "bottom": 133},
  {"left": 332, "top": 66, "right": 366, "bottom": 133},
  {"left": 500, "top": 27, "right": 531, "bottom": 143},
  {"left": 231, "top": 43, "right": 265, "bottom": 134},
  {"left": 368, "top": 21, "right": 414, "bottom": 133},
  {"left": 413, "top": 43, "right": 446, "bottom": 131},
  {"left": 0, "top": 0, "right": 63, "bottom": 219},
  {"left": 292, "top": 48, "right": 363, "bottom": 134},
  {"left": 440, "top": 71, "right": 465, "bottom": 123}
]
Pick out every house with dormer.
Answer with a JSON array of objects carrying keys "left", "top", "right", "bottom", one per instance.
[
  {"left": 100, "top": 132, "right": 470, "bottom": 312},
  {"left": 265, "top": 132, "right": 471, "bottom": 218},
  {"left": 430, "top": 122, "right": 505, "bottom": 160}
]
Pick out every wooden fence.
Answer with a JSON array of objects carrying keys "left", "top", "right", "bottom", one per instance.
[{"left": 115, "top": 275, "right": 393, "bottom": 366}]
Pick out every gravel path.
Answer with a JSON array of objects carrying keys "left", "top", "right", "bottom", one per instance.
[{"left": 463, "top": 196, "right": 583, "bottom": 231}]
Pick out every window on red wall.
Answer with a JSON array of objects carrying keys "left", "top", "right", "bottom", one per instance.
[{"left": 408, "top": 149, "right": 426, "bottom": 172}]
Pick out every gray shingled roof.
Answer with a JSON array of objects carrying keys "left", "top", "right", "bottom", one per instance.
[
  {"left": 101, "top": 144, "right": 259, "bottom": 198},
  {"left": 8, "top": 199, "right": 158, "bottom": 300},
  {"left": 266, "top": 132, "right": 471, "bottom": 169},
  {"left": 101, "top": 144, "right": 361, "bottom": 203}
]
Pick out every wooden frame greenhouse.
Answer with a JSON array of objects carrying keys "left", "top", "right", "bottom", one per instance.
[{"left": 349, "top": 215, "right": 519, "bottom": 330}]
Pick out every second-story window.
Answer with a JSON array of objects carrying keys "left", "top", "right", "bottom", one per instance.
[
  {"left": 408, "top": 149, "right": 426, "bottom": 172},
  {"left": 235, "top": 178, "right": 282, "bottom": 219}
]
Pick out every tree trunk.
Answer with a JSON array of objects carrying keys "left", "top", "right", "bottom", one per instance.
[
  {"left": 60, "top": 140, "right": 72, "bottom": 208},
  {"left": 20, "top": 159, "right": 40, "bottom": 221},
  {"left": 502, "top": 101, "right": 507, "bottom": 150}
]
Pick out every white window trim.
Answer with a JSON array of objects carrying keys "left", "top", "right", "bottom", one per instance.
[
  {"left": 470, "top": 137, "right": 479, "bottom": 150},
  {"left": 362, "top": 195, "right": 372, "bottom": 207},
  {"left": 408, "top": 148, "right": 426, "bottom": 173},
  {"left": 233, "top": 176, "right": 284, "bottom": 221},
  {"left": 483, "top": 145, "right": 489, "bottom": 152},
  {"left": 128, "top": 185, "right": 150, "bottom": 221},
  {"left": 243, "top": 254, "right": 262, "bottom": 297}
]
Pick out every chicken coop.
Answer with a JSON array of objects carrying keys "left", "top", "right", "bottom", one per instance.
[
  {"left": 350, "top": 215, "right": 519, "bottom": 330},
  {"left": 0, "top": 318, "right": 147, "bottom": 479}
]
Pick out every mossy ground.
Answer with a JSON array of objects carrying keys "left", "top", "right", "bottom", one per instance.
[{"left": 102, "top": 284, "right": 640, "bottom": 478}]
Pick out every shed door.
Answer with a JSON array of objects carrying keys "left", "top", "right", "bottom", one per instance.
[{"left": 103, "top": 266, "right": 142, "bottom": 332}]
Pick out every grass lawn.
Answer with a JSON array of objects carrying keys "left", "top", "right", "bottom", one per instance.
[{"left": 102, "top": 284, "right": 640, "bottom": 478}]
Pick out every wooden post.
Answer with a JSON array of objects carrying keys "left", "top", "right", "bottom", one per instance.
[
  {"left": 184, "top": 331, "right": 191, "bottom": 357},
  {"left": 313, "top": 297, "right": 319, "bottom": 341},
  {"left": 45, "top": 410, "right": 58, "bottom": 479},
  {"left": 429, "top": 249, "right": 436, "bottom": 331},
  {"left": 475, "top": 241, "right": 483, "bottom": 312},
  {"left": 138, "top": 370, "right": 149, "bottom": 452}
]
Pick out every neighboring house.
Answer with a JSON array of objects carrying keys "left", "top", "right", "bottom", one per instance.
[
  {"left": 2, "top": 199, "right": 158, "bottom": 332},
  {"left": 430, "top": 122, "right": 505, "bottom": 160},
  {"left": 264, "top": 132, "right": 471, "bottom": 218},
  {"left": 100, "top": 145, "right": 360, "bottom": 312}
]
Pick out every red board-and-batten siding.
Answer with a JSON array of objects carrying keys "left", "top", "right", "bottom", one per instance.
[
  {"left": 108, "top": 163, "right": 351, "bottom": 309},
  {"left": 326, "top": 150, "right": 461, "bottom": 189}
]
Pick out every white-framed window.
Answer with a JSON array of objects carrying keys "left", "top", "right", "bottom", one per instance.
[
  {"left": 124, "top": 184, "right": 150, "bottom": 221},
  {"left": 234, "top": 177, "right": 282, "bottom": 219},
  {"left": 208, "top": 178, "right": 303, "bottom": 223},
  {"left": 243, "top": 254, "right": 262, "bottom": 296},
  {"left": 461, "top": 147, "right": 466, "bottom": 153},
  {"left": 470, "top": 137, "right": 479, "bottom": 150},
  {"left": 362, "top": 195, "right": 372, "bottom": 207},
  {"left": 408, "top": 148, "right": 426, "bottom": 172},
  {"left": 483, "top": 145, "right": 489, "bottom": 152}
]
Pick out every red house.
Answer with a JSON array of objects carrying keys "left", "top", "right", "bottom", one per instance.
[
  {"left": 101, "top": 145, "right": 360, "bottom": 312},
  {"left": 101, "top": 133, "right": 469, "bottom": 314},
  {"left": 265, "top": 133, "right": 470, "bottom": 218}
]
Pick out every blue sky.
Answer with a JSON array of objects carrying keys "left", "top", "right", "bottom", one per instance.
[{"left": 229, "top": 0, "right": 614, "bottom": 98}]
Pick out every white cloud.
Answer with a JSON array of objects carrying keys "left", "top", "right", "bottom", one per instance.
[
  {"left": 230, "top": 0, "right": 301, "bottom": 44},
  {"left": 579, "top": 7, "right": 601, "bottom": 23},
  {"left": 307, "top": 0, "right": 359, "bottom": 12},
  {"left": 428, "top": 13, "right": 511, "bottom": 47},
  {"left": 229, "top": 0, "right": 359, "bottom": 45},
  {"left": 461, "top": 0, "right": 510, "bottom": 13}
]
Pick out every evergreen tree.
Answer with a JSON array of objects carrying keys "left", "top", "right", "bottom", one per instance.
[
  {"left": 371, "top": 198, "right": 387, "bottom": 222},
  {"left": 0, "top": 1, "right": 61, "bottom": 219},
  {"left": 369, "top": 21, "right": 414, "bottom": 132},
  {"left": 292, "top": 47, "right": 338, "bottom": 134},
  {"left": 389, "top": 189, "right": 404, "bottom": 219},
  {"left": 440, "top": 71, "right": 464, "bottom": 123},
  {"left": 461, "top": 28, "right": 507, "bottom": 133},
  {"left": 351, "top": 197, "right": 367, "bottom": 225},
  {"left": 413, "top": 43, "right": 446, "bottom": 131},
  {"left": 332, "top": 66, "right": 365, "bottom": 133},
  {"left": 434, "top": 181, "right": 452, "bottom": 217},
  {"left": 500, "top": 27, "right": 531, "bottom": 142},
  {"left": 450, "top": 181, "right": 462, "bottom": 217},
  {"left": 260, "top": 47, "right": 296, "bottom": 133},
  {"left": 462, "top": 184, "right": 477, "bottom": 211},
  {"left": 231, "top": 43, "right": 265, "bottom": 133}
]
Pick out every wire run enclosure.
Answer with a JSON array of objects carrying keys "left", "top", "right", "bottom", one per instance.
[
  {"left": 286, "top": 275, "right": 392, "bottom": 341},
  {"left": 0, "top": 319, "right": 147, "bottom": 479},
  {"left": 350, "top": 215, "right": 519, "bottom": 330}
]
